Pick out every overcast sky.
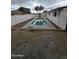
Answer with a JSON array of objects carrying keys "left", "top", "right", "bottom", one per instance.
[{"left": 11, "top": 0, "right": 66, "bottom": 11}]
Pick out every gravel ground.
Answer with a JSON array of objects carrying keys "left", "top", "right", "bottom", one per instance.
[{"left": 11, "top": 29, "right": 67, "bottom": 59}]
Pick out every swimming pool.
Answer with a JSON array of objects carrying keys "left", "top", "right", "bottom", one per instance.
[
  {"left": 31, "top": 18, "right": 47, "bottom": 25},
  {"left": 22, "top": 18, "right": 56, "bottom": 29}
]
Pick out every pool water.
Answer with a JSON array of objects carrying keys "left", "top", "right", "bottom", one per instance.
[
  {"left": 31, "top": 18, "right": 47, "bottom": 25},
  {"left": 22, "top": 18, "right": 56, "bottom": 29}
]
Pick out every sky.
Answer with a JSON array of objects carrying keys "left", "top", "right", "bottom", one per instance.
[{"left": 11, "top": 0, "right": 67, "bottom": 12}]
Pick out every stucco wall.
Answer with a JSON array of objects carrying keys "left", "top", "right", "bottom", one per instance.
[
  {"left": 45, "top": 7, "right": 67, "bottom": 30},
  {"left": 47, "top": 12, "right": 59, "bottom": 26},
  {"left": 58, "top": 8, "right": 67, "bottom": 29},
  {"left": 11, "top": 14, "right": 35, "bottom": 26}
]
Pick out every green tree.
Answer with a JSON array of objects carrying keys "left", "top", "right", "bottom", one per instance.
[
  {"left": 34, "top": 5, "right": 44, "bottom": 11},
  {"left": 34, "top": 5, "right": 44, "bottom": 17}
]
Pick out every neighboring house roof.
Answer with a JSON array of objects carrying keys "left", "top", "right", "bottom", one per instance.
[
  {"left": 11, "top": 7, "right": 31, "bottom": 15},
  {"left": 50, "top": 6, "right": 67, "bottom": 12}
]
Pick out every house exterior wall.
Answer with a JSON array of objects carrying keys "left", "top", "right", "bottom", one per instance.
[
  {"left": 47, "top": 11, "right": 59, "bottom": 26},
  {"left": 58, "top": 8, "right": 67, "bottom": 29},
  {"left": 43, "top": 7, "right": 67, "bottom": 30},
  {"left": 11, "top": 14, "right": 35, "bottom": 26},
  {"left": 43, "top": 12, "right": 47, "bottom": 18}
]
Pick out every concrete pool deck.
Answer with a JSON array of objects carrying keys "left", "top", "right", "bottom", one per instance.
[{"left": 22, "top": 18, "right": 57, "bottom": 29}]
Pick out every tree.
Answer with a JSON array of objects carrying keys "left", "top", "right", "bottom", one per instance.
[
  {"left": 39, "top": 5, "right": 44, "bottom": 11},
  {"left": 34, "top": 5, "right": 44, "bottom": 17},
  {"left": 34, "top": 6, "right": 39, "bottom": 11},
  {"left": 34, "top": 5, "right": 44, "bottom": 11}
]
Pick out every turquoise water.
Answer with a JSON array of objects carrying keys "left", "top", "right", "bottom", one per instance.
[
  {"left": 31, "top": 18, "right": 47, "bottom": 25},
  {"left": 22, "top": 18, "right": 56, "bottom": 29}
]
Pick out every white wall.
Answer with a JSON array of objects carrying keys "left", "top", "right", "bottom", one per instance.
[
  {"left": 47, "top": 12, "right": 59, "bottom": 26},
  {"left": 45, "top": 8, "right": 67, "bottom": 30},
  {"left": 41, "top": 13, "right": 47, "bottom": 18},
  {"left": 11, "top": 14, "right": 35, "bottom": 26},
  {"left": 58, "top": 8, "right": 67, "bottom": 29}
]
